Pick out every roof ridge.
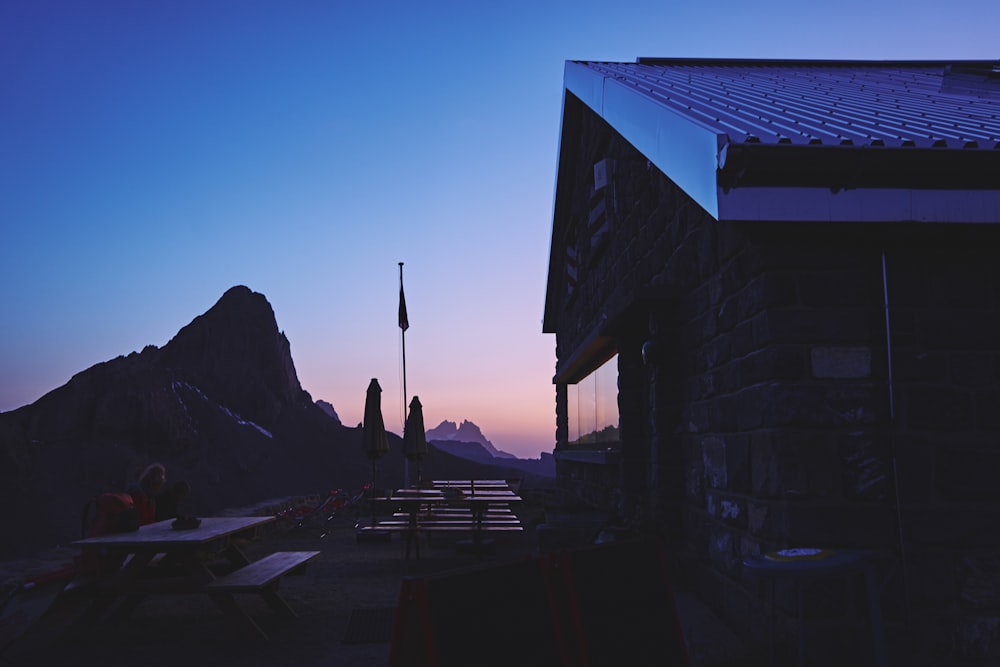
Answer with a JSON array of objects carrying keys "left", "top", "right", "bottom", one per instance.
[{"left": 629, "top": 57, "right": 999, "bottom": 68}]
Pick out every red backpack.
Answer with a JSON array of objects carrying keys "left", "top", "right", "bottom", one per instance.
[
  {"left": 75, "top": 493, "right": 141, "bottom": 575},
  {"left": 82, "top": 493, "right": 141, "bottom": 538}
]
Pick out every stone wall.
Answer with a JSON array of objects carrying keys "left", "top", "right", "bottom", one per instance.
[
  {"left": 880, "top": 239, "right": 1000, "bottom": 661},
  {"left": 550, "top": 96, "right": 1000, "bottom": 664}
]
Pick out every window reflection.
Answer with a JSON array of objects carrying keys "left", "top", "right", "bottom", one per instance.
[{"left": 567, "top": 354, "right": 620, "bottom": 447}]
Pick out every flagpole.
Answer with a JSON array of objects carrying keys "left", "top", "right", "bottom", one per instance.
[{"left": 399, "top": 262, "right": 409, "bottom": 487}]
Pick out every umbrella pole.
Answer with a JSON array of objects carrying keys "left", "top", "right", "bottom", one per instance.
[
  {"left": 402, "top": 328, "right": 409, "bottom": 488},
  {"left": 371, "top": 460, "right": 377, "bottom": 527}
]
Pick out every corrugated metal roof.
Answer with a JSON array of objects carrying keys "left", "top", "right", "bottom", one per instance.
[
  {"left": 560, "top": 58, "right": 1000, "bottom": 222},
  {"left": 578, "top": 59, "right": 1000, "bottom": 149}
]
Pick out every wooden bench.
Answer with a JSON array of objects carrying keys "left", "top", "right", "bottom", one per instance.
[
  {"left": 205, "top": 550, "right": 319, "bottom": 638},
  {"left": 375, "top": 521, "right": 523, "bottom": 531},
  {"left": 390, "top": 513, "right": 520, "bottom": 523},
  {"left": 397, "top": 508, "right": 516, "bottom": 516},
  {"left": 206, "top": 550, "right": 319, "bottom": 592},
  {"left": 360, "top": 518, "right": 523, "bottom": 560}
]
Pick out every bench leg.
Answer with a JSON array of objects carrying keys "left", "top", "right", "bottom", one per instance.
[
  {"left": 223, "top": 542, "right": 251, "bottom": 568},
  {"left": 209, "top": 592, "right": 268, "bottom": 640},
  {"left": 260, "top": 584, "right": 298, "bottom": 617},
  {"left": 403, "top": 529, "right": 421, "bottom": 560}
]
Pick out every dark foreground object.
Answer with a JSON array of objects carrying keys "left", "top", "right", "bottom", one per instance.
[
  {"left": 2, "top": 518, "right": 751, "bottom": 667},
  {"left": 391, "top": 538, "right": 688, "bottom": 667}
]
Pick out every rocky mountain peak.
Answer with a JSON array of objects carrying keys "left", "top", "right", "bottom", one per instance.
[
  {"left": 426, "top": 419, "right": 514, "bottom": 459},
  {"left": 427, "top": 419, "right": 489, "bottom": 445},
  {"left": 161, "top": 286, "right": 307, "bottom": 427}
]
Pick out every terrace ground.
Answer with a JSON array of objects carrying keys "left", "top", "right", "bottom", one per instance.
[{"left": 1, "top": 495, "right": 754, "bottom": 667}]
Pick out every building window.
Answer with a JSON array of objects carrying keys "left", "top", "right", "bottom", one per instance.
[{"left": 567, "top": 353, "right": 620, "bottom": 448}]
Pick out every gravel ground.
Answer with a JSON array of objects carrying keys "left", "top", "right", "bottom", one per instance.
[{"left": 1, "top": 500, "right": 755, "bottom": 667}]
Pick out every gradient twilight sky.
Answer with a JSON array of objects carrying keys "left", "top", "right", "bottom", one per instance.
[{"left": 1, "top": 1, "right": 996, "bottom": 458}]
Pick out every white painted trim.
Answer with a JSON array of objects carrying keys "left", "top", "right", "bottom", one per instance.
[{"left": 717, "top": 187, "right": 1000, "bottom": 223}]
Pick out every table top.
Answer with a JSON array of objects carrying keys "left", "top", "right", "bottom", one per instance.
[
  {"left": 73, "top": 516, "right": 275, "bottom": 548},
  {"left": 386, "top": 490, "right": 521, "bottom": 509},
  {"left": 430, "top": 479, "right": 510, "bottom": 487}
]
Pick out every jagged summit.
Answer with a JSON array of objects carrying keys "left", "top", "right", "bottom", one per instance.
[
  {"left": 426, "top": 419, "right": 514, "bottom": 459},
  {"left": 162, "top": 285, "right": 308, "bottom": 428},
  {"left": 427, "top": 418, "right": 487, "bottom": 444}
]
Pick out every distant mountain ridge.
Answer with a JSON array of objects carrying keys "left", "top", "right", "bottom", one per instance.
[
  {"left": 426, "top": 419, "right": 514, "bottom": 459},
  {"left": 425, "top": 419, "right": 554, "bottom": 477},
  {"left": 294, "top": 414, "right": 556, "bottom": 477}
]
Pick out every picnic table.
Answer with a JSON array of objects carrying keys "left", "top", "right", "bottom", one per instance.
[
  {"left": 360, "top": 481, "right": 523, "bottom": 559},
  {"left": 71, "top": 516, "right": 318, "bottom": 639}
]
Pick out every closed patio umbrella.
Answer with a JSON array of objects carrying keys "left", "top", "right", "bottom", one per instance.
[
  {"left": 362, "top": 379, "right": 388, "bottom": 526},
  {"left": 403, "top": 396, "right": 428, "bottom": 486}
]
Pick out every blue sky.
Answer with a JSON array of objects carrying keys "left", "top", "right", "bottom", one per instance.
[{"left": 1, "top": 0, "right": 996, "bottom": 457}]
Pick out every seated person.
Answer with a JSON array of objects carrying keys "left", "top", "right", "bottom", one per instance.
[{"left": 128, "top": 463, "right": 166, "bottom": 525}]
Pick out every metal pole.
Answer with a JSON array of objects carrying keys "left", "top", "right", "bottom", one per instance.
[
  {"left": 399, "top": 262, "right": 409, "bottom": 488},
  {"left": 882, "top": 251, "right": 895, "bottom": 423},
  {"left": 882, "top": 249, "right": 910, "bottom": 631}
]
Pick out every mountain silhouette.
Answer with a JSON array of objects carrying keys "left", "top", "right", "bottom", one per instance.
[
  {"left": 426, "top": 419, "right": 554, "bottom": 477},
  {"left": 426, "top": 419, "right": 513, "bottom": 458},
  {"left": 0, "top": 286, "right": 526, "bottom": 559}
]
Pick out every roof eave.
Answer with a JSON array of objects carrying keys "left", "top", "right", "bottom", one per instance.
[{"left": 564, "top": 60, "right": 724, "bottom": 219}]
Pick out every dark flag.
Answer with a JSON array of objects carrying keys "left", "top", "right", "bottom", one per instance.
[{"left": 398, "top": 283, "right": 409, "bottom": 331}]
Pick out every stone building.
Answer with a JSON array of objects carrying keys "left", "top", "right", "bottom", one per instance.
[{"left": 543, "top": 59, "right": 1000, "bottom": 664}]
